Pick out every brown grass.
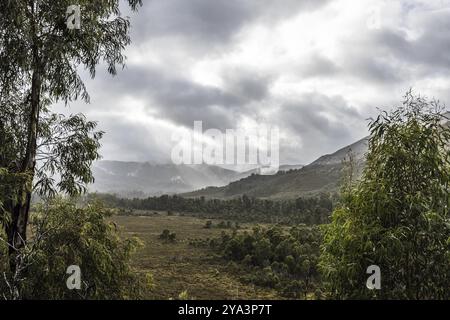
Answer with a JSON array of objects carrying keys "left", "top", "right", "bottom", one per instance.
[{"left": 111, "top": 212, "right": 281, "bottom": 300}]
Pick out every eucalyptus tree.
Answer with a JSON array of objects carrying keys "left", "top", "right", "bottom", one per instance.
[
  {"left": 0, "top": 0, "right": 142, "bottom": 262},
  {"left": 320, "top": 91, "right": 450, "bottom": 299}
]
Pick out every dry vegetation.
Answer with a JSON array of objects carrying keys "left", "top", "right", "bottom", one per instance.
[{"left": 111, "top": 211, "right": 282, "bottom": 300}]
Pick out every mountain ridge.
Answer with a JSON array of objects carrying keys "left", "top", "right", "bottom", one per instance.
[
  {"left": 89, "top": 161, "right": 304, "bottom": 198},
  {"left": 182, "top": 137, "right": 368, "bottom": 199},
  {"left": 90, "top": 135, "right": 369, "bottom": 200}
]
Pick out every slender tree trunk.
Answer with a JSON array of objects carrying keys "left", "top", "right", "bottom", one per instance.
[
  {"left": 6, "top": 1, "right": 41, "bottom": 269},
  {"left": 7, "top": 69, "right": 41, "bottom": 268}
]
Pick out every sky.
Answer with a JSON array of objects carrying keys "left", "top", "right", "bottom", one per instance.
[{"left": 56, "top": 0, "right": 450, "bottom": 168}]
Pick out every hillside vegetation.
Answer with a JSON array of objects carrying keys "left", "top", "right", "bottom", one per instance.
[{"left": 183, "top": 138, "right": 367, "bottom": 200}]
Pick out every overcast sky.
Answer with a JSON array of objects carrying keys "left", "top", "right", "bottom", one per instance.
[{"left": 56, "top": 0, "right": 450, "bottom": 168}]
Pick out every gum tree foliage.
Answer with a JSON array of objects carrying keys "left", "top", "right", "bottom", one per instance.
[
  {"left": 0, "top": 0, "right": 142, "bottom": 261},
  {"left": 0, "top": 198, "right": 147, "bottom": 299},
  {"left": 320, "top": 92, "right": 450, "bottom": 299}
]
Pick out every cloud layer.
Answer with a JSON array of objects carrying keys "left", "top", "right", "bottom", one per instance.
[{"left": 57, "top": 0, "right": 450, "bottom": 167}]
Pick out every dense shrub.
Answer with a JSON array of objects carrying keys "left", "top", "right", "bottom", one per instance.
[
  {"left": 159, "top": 229, "right": 177, "bottom": 243},
  {"left": 321, "top": 94, "right": 450, "bottom": 299},
  {"left": 204, "top": 225, "right": 322, "bottom": 298},
  {"left": 0, "top": 198, "right": 149, "bottom": 299},
  {"left": 204, "top": 220, "right": 212, "bottom": 229}
]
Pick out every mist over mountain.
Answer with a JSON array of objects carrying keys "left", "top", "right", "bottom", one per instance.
[
  {"left": 89, "top": 161, "right": 243, "bottom": 197},
  {"left": 183, "top": 137, "right": 368, "bottom": 199},
  {"left": 89, "top": 161, "right": 306, "bottom": 198},
  {"left": 92, "top": 116, "right": 450, "bottom": 200},
  {"left": 90, "top": 136, "right": 367, "bottom": 199},
  {"left": 90, "top": 136, "right": 370, "bottom": 200}
]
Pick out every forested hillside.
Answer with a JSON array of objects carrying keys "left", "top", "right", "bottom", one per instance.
[{"left": 184, "top": 138, "right": 367, "bottom": 199}]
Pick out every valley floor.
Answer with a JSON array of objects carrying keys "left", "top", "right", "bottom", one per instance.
[{"left": 111, "top": 213, "right": 283, "bottom": 300}]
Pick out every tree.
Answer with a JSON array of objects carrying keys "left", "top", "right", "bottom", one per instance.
[
  {"left": 320, "top": 91, "right": 450, "bottom": 299},
  {"left": 0, "top": 198, "right": 147, "bottom": 299},
  {"left": 0, "top": 0, "right": 142, "bottom": 265},
  {"left": 159, "top": 229, "right": 176, "bottom": 243},
  {"left": 204, "top": 220, "right": 212, "bottom": 229}
]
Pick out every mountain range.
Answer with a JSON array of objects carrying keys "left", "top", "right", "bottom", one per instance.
[
  {"left": 89, "top": 161, "right": 306, "bottom": 197},
  {"left": 90, "top": 136, "right": 367, "bottom": 199},
  {"left": 90, "top": 162, "right": 239, "bottom": 197},
  {"left": 183, "top": 137, "right": 368, "bottom": 199}
]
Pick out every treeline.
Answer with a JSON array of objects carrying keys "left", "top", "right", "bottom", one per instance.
[
  {"left": 191, "top": 225, "right": 322, "bottom": 299},
  {"left": 93, "top": 193, "right": 334, "bottom": 225}
]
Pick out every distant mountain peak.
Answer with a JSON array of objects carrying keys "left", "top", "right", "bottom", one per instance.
[
  {"left": 311, "top": 137, "right": 368, "bottom": 166},
  {"left": 183, "top": 136, "right": 368, "bottom": 200}
]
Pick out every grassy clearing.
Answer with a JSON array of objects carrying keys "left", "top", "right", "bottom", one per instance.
[{"left": 111, "top": 212, "right": 282, "bottom": 300}]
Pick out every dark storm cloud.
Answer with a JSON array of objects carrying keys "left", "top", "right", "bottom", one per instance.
[
  {"left": 299, "top": 55, "right": 341, "bottom": 78},
  {"left": 128, "top": 0, "right": 332, "bottom": 48},
  {"left": 346, "top": 55, "right": 404, "bottom": 84},
  {"left": 279, "top": 93, "right": 361, "bottom": 139},
  {"left": 404, "top": 9, "right": 450, "bottom": 71},
  {"left": 276, "top": 93, "right": 365, "bottom": 164},
  {"left": 95, "top": 66, "right": 273, "bottom": 130},
  {"left": 255, "top": 0, "right": 332, "bottom": 21},
  {"left": 130, "top": 0, "right": 254, "bottom": 44},
  {"left": 222, "top": 69, "right": 274, "bottom": 102},
  {"left": 68, "top": 0, "right": 450, "bottom": 165},
  {"left": 347, "top": 9, "right": 450, "bottom": 82}
]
